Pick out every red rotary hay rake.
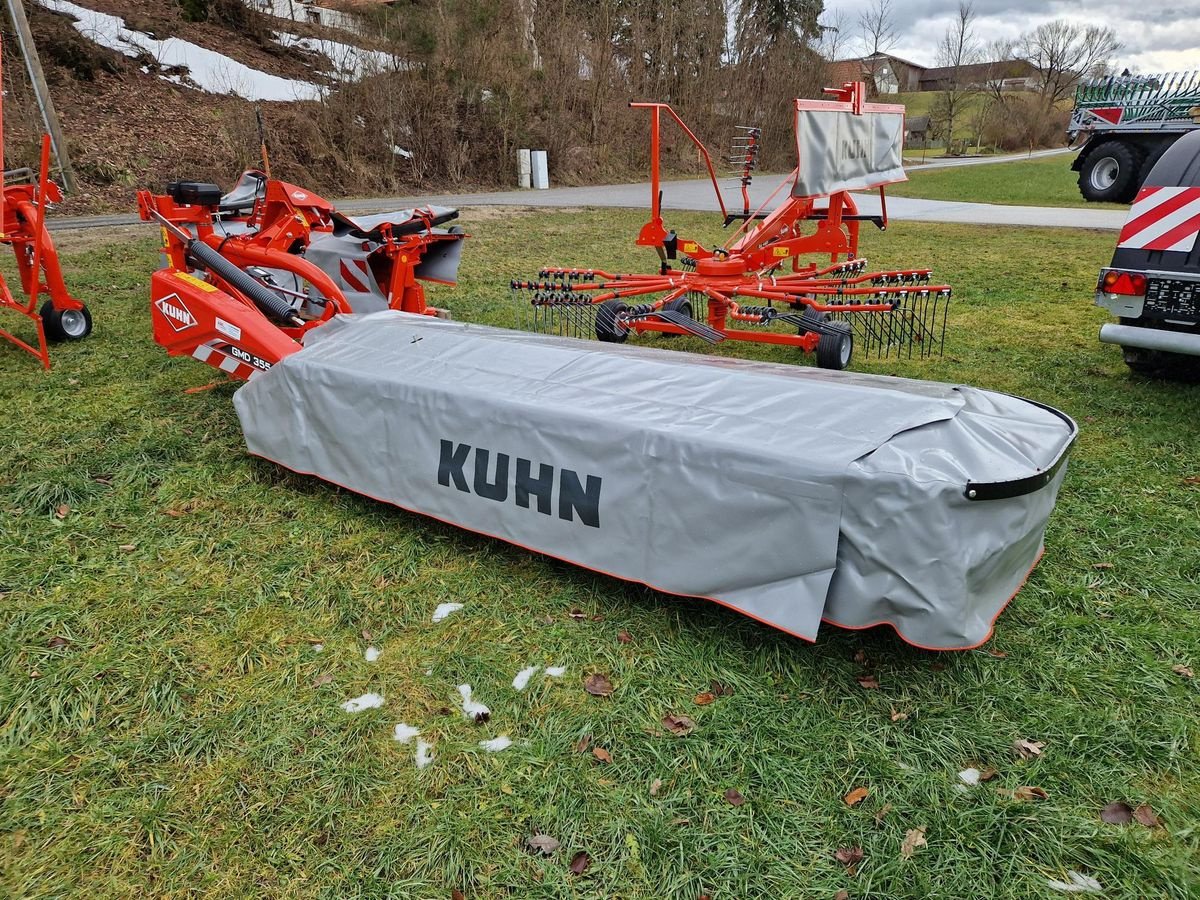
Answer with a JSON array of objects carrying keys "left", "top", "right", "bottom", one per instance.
[
  {"left": 0, "top": 39, "right": 91, "bottom": 370},
  {"left": 513, "top": 83, "right": 950, "bottom": 370}
]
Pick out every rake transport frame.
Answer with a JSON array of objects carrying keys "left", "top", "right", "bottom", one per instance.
[
  {"left": 136, "top": 172, "right": 465, "bottom": 380},
  {"left": 0, "top": 37, "right": 91, "bottom": 369},
  {"left": 514, "top": 82, "right": 950, "bottom": 370}
]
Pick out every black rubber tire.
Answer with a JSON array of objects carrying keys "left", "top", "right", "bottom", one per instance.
[
  {"left": 658, "top": 296, "right": 693, "bottom": 338},
  {"left": 1078, "top": 141, "right": 1143, "bottom": 203},
  {"left": 815, "top": 321, "right": 853, "bottom": 370},
  {"left": 595, "top": 299, "right": 630, "bottom": 343},
  {"left": 796, "top": 307, "right": 827, "bottom": 336},
  {"left": 40, "top": 301, "right": 92, "bottom": 343},
  {"left": 1118, "top": 318, "right": 1200, "bottom": 379}
]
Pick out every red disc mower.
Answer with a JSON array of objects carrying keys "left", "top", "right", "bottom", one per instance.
[{"left": 136, "top": 171, "right": 466, "bottom": 379}]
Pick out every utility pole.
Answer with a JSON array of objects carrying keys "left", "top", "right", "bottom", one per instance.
[{"left": 4, "top": 0, "right": 77, "bottom": 193}]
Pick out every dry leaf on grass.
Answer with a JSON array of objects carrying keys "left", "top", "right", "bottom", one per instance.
[
  {"left": 844, "top": 786, "right": 869, "bottom": 806},
  {"left": 569, "top": 851, "right": 591, "bottom": 875},
  {"left": 853, "top": 649, "right": 869, "bottom": 665},
  {"left": 47, "top": 636, "right": 70, "bottom": 650},
  {"left": 1007, "top": 785, "right": 1048, "bottom": 801},
  {"left": 874, "top": 803, "right": 893, "bottom": 825},
  {"left": 1013, "top": 738, "right": 1046, "bottom": 759},
  {"left": 1100, "top": 801, "right": 1133, "bottom": 825},
  {"left": 451, "top": 890, "right": 466, "bottom": 900},
  {"left": 54, "top": 504, "right": 70, "bottom": 520},
  {"left": 724, "top": 788, "right": 745, "bottom": 806},
  {"left": 650, "top": 778, "right": 663, "bottom": 796},
  {"left": 834, "top": 846, "right": 864, "bottom": 872},
  {"left": 568, "top": 608, "right": 587, "bottom": 620},
  {"left": 890, "top": 708, "right": 908, "bottom": 722},
  {"left": 1134, "top": 803, "right": 1161, "bottom": 827},
  {"left": 617, "top": 629, "right": 632, "bottom": 643},
  {"left": 1092, "top": 562, "right": 1114, "bottom": 570},
  {"left": 986, "top": 648, "right": 1008, "bottom": 658},
  {"left": 584, "top": 674, "right": 613, "bottom": 697},
  {"left": 856, "top": 675, "right": 880, "bottom": 689},
  {"left": 900, "top": 827, "right": 927, "bottom": 860},
  {"left": 591, "top": 747, "right": 612, "bottom": 764},
  {"left": 662, "top": 714, "right": 697, "bottom": 736},
  {"left": 693, "top": 692, "right": 715, "bottom": 706},
  {"left": 119, "top": 544, "right": 137, "bottom": 552},
  {"left": 311, "top": 673, "right": 333, "bottom": 687},
  {"left": 710, "top": 680, "right": 734, "bottom": 696},
  {"left": 526, "top": 834, "right": 560, "bottom": 856},
  {"left": 574, "top": 734, "right": 591, "bottom": 753},
  {"left": 1172, "top": 664, "right": 1194, "bottom": 678},
  {"left": 835, "top": 892, "right": 850, "bottom": 900}
]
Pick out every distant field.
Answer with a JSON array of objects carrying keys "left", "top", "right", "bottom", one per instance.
[{"left": 888, "top": 154, "right": 1129, "bottom": 210}]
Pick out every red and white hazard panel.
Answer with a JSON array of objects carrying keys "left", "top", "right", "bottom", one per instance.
[
  {"left": 339, "top": 258, "right": 373, "bottom": 293},
  {"left": 1117, "top": 186, "right": 1200, "bottom": 253}
]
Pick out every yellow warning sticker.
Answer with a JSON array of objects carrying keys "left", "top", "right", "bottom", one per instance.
[
  {"left": 773, "top": 246, "right": 791, "bottom": 258},
  {"left": 175, "top": 271, "right": 219, "bottom": 293},
  {"left": 682, "top": 242, "right": 699, "bottom": 253}
]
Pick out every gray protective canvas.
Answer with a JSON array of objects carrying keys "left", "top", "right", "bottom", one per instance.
[
  {"left": 233, "top": 313, "right": 1076, "bottom": 649},
  {"left": 793, "top": 107, "right": 906, "bottom": 198}
]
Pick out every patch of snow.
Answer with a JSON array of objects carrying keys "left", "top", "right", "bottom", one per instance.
[
  {"left": 456, "top": 684, "right": 490, "bottom": 721},
  {"left": 38, "top": 0, "right": 325, "bottom": 101},
  {"left": 1047, "top": 872, "right": 1103, "bottom": 894},
  {"left": 340, "top": 692, "right": 384, "bottom": 713},
  {"left": 479, "top": 736, "right": 513, "bottom": 752},
  {"left": 512, "top": 666, "right": 540, "bottom": 691},
  {"left": 392, "top": 145, "right": 414, "bottom": 159},
  {"left": 274, "top": 31, "right": 399, "bottom": 80},
  {"left": 364, "top": 646, "right": 381, "bottom": 663},
  {"left": 958, "top": 767, "right": 982, "bottom": 786},
  {"left": 393, "top": 722, "right": 420, "bottom": 744},
  {"left": 544, "top": 665, "right": 566, "bottom": 678},
  {"left": 423, "top": 668, "right": 432, "bottom": 676},
  {"left": 432, "top": 602, "right": 463, "bottom": 623},
  {"left": 311, "top": 643, "right": 324, "bottom": 653},
  {"left": 415, "top": 739, "right": 434, "bottom": 768}
]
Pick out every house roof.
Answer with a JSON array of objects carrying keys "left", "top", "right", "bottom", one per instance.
[{"left": 919, "top": 59, "right": 1038, "bottom": 85}]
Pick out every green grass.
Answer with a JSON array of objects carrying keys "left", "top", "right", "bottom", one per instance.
[
  {"left": 888, "top": 153, "right": 1127, "bottom": 210},
  {"left": 2, "top": 211, "right": 1198, "bottom": 898}
]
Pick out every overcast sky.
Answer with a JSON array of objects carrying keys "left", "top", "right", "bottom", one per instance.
[{"left": 823, "top": 0, "right": 1200, "bottom": 73}]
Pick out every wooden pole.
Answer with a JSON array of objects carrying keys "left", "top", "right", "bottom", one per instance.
[{"left": 4, "top": 0, "right": 77, "bottom": 193}]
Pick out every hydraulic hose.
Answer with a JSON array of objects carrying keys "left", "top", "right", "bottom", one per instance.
[{"left": 186, "top": 238, "right": 302, "bottom": 326}]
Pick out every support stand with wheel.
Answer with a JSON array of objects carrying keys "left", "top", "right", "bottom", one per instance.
[{"left": 0, "top": 37, "right": 90, "bottom": 369}]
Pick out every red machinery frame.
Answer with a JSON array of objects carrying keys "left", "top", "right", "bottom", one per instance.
[
  {"left": 0, "top": 37, "right": 90, "bottom": 370},
  {"left": 137, "top": 174, "right": 464, "bottom": 381},
  {"left": 514, "top": 83, "right": 950, "bottom": 368}
]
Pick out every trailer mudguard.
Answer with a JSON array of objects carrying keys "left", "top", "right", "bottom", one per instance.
[{"left": 232, "top": 313, "right": 1076, "bottom": 649}]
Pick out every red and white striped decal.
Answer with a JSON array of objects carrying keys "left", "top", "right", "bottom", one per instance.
[
  {"left": 339, "top": 259, "right": 372, "bottom": 293},
  {"left": 1117, "top": 186, "right": 1200, "bottom": 253},
  {"left": 191, "top": 340, "right": 260, "bottom": 381}
]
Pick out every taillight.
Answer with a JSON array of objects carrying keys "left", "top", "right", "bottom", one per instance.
[{"left": 1100, "top": 270, "right": 1147, "bottom": 296}]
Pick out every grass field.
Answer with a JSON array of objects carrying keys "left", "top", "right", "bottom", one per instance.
[
  {"left": 2, "top": 210, "right": 1198, "bottom": 899},
  {"left": 887, "top": 154, "right": 1127, "bottom": 211}
]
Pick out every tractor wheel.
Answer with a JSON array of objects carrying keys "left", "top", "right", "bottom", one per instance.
[
  {"left": 40, "top": 301, "right": 92, "bottom": 343},
  {"left": 815, "top": 321, "right": 853, "bottom": 370},
  {"left": 595, "top": 299, "right": 630, "bottom": 343},
  {"left": 659, "top": 296, "right": 694, "bottom": 338},
  {"left": 1079, "top": 141, "right": 1143, "bottom": 203}
]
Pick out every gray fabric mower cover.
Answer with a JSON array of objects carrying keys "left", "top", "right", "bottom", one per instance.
[{"left": 234, "top": 313, "right": 1076, "bottom": 649}]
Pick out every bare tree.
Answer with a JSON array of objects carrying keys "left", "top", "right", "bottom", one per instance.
[
  {"left": 818, "top": 8, "right": 849, "bottom": 63},
  {"left": 1019, "top": 21, "right": 1120, "bottom": 105},
  {"left": 931, "top": 1, "right": 979, "bottom": 154},
  {"left": 857, "top": 0, "right": 897, "bottom": 96}
]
